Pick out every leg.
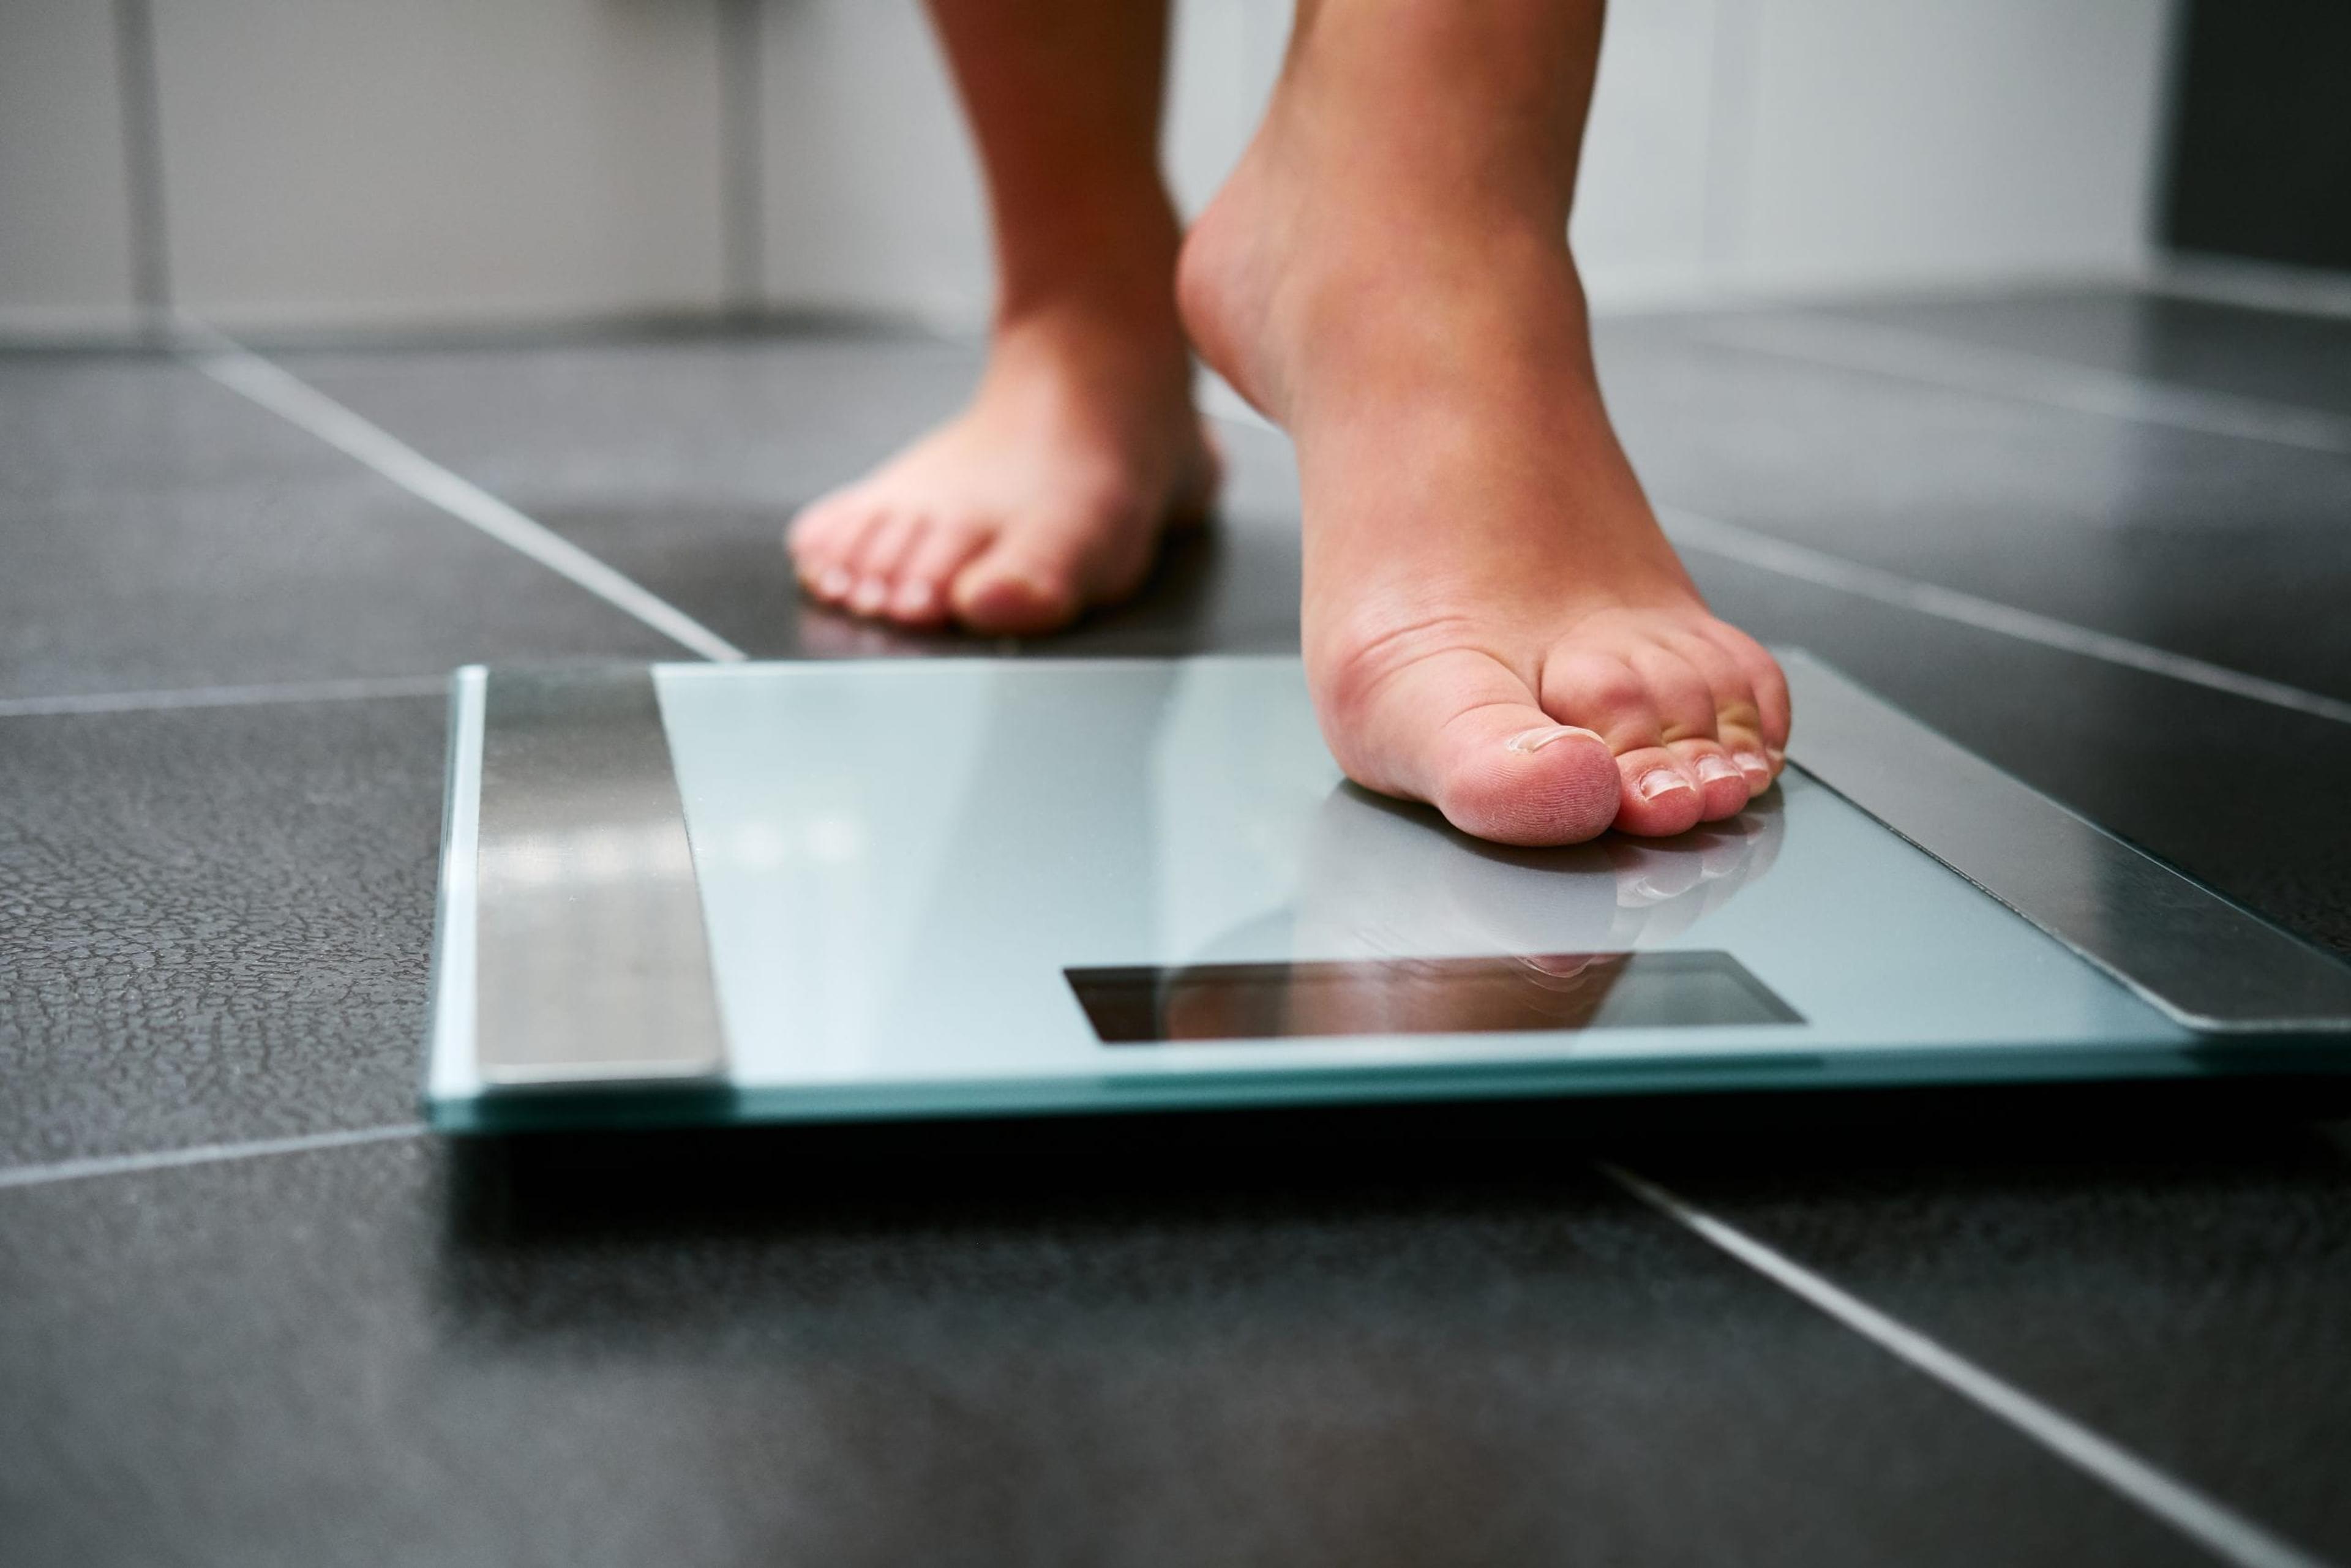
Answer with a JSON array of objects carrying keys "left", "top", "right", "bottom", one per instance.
[
  {"left": 1177, "top": 0, "right": 1791, "bottom": 844},
  {"left": 787, "top": 0, "right": 1217, "bottom": 635}
]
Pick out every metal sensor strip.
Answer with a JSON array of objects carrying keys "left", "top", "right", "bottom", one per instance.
[
  {"left": 1782, "top": 651, "right": 2351, "bottom": 1035},
  {"left": 472, "top": 666, "right": 727, "bottom": 1086}
]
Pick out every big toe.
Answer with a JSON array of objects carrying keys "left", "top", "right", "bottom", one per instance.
[
  {"left": 951, "top": 562, "right": 1081, "bottom": 637},
  {"left": 1325, "top": 647, "right": 1622, "bottom": 846},
  {"left": 950, "top": 514, "right": 1123, "bottom": 637}
]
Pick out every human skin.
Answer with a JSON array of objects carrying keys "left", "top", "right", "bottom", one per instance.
[
  {"left": 785, "top": 0, "right": 1215, "bottom": 635},
  {"left": 788, "top": 0, "right": 1790, "bottom": 845}
]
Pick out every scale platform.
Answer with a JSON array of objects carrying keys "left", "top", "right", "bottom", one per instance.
[{"left": 421, "top": 653, "right": 2351, "bottom": 1132}]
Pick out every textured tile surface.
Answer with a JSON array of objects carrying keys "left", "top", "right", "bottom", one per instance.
[
  {"left": 0, "top": 352, "right": 678, "bottom": 702},
  {"left": 5, "top": 290, "right": 2350, "bottom": 1567},
  {"left": 1627, "top": 1111, "right": 2351, "bottom": 1558},
  {"left": 0, "top": 1132, "right": 2208, "bottom": 1568},
  {"left": 0, "top": 698, "right": 444, "bottom": 1165},
  {"left": 1595, "top": 317, "right": 2351, "bottom": 700},
  {"left": 1820, "top": 287, "right": 2351, "bottom": 416}
]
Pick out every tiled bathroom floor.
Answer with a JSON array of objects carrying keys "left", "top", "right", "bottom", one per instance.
[{"left": 4, "top": 285, "right": 2348, "bottom": 1566}]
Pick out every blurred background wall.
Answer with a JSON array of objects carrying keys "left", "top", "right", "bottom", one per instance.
[{"left": 1, "top": 0, "right": 2188, "bottom": 338}]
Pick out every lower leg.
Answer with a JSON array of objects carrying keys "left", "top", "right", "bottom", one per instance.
[
  {"left": 788, "top": 0, "right": 1216, "bottom": 634},
  {"left": 1179, "top": 0, "right": 1789, "bottom": 843}
]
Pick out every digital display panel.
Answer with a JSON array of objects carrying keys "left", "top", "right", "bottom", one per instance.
[{"left": 1068, "top": 951, "right": 1800, "bottom": 1045}]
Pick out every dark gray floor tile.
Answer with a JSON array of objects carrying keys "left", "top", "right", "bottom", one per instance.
[
  {"left": 1624, "top": 1115, "right": 2351, "bottom": 1560},
  {"left": 288, "top": 337, "right": 1303, "bottom": 660},
  {"left": 0, "top": 353, "right": 678, "bottom": 702},
  {"left": 1684, "top": 551, "right": 2351, "bottom": 958},
  {"left": 0, "top": 1131, "right": 2205, "bottom": 1568},
  {"left": 1595, "top": 321, "right": 2351, "bottom": 701},
  {"left": 1817, "top": 287, "right": 2351, "bottom": 417},
  {"left": 0, "top": 697, "right": 444, "bottom": 1165}
]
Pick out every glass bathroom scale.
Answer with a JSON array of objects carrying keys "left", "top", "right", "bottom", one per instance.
[{"left": 421, "top": 653, "right": 2351, "bottom": 1132}]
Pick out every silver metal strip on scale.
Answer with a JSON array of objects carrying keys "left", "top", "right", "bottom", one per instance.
[
  {"left": 1782, "top": 650, "right": 2351, "bottom": 1036},
  {"left": 470, "top": 665, "right": 727, "bottom": 1086}
]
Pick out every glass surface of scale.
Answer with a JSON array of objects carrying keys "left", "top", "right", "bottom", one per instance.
[{"left": 427, "top": 656, "right": 2246, "bottom": 1130}]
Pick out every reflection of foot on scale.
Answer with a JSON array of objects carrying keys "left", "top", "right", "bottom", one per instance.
[{"left": 423, "top": 655, "right": 2351, "bottom": 1131}]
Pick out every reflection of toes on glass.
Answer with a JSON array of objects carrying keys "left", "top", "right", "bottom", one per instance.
[
  {"left": 1688, "top": 825, "right": 1760, "bottom": 880},
  {"left": 798, "top": 604, "right": 929, "bottom": 659},
  {"left": 1614, "top": 851, "right": 1706, "bottom": 907},
  {"left": 1616, "top": 876, "right": 1670, "bottom": 909},
  {"left": 1516, "top": 951, "right": 1607, "bottom": 983},
  {"left": 1289, "top": 776, "right": 1786, "bottom": 972}
]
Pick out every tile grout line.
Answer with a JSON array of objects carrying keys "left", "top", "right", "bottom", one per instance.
[
  {"left": 1681, "top": 311, "right": 2351, "bottom": 455},
  {"left": 0, "top": 674, "right": 451, "bottom": 719},
  {"left": 108, "top": 0, "right": 171, "bottom": 330},
  {"left": 0, "top": 1123, "right": 429, "bottom": 1193},
  {"left": 1200, "top": 387, "right": 2351, "bottom": 729},
  {"left": 716, "top": 0, "right": 767, "bottom": 313},
  {"left": 1599, "top": 1163, "right": 2337, "bottom": 1568},
  {"left": 1655, "top": 506, "right": 2351, "bottom": 727},
  {"left": 181, "top": 324, "right": 748, "bottom": 664},
  {"left": 0, "top": 331, "right": 740, "bottom": 1195}
]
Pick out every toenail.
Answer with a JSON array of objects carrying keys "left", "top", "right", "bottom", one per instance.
[
  {"left": 894, "top": 580, "right": 936, "bottom": 613},
  {"left": 1734, "top": 750, "right": 1772, "bottom": 782},
  {"left": 1505, "top": 724, "right": 1603, "bottom": 756},
  {"left": 1695, "top": 755, "right": 1741, "bottom": 784},
  {"left": 1637, "top": 767, "right": 1695, "bottom": 801},
  {"left": 850, "top": 579, "right": 888, "bottom": 612},
  {"left": 1766, "top": 746, "right": 1785, "bottom": 769},
  {"left": 817, "top": 566, "right": 853, "bottom": 598}
]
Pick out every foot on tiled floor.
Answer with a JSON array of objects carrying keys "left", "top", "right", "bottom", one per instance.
[
  {"left": 1174, "top": 0, "right": 1788, "bottom": 844},
  {"left": 786, "top": 299, "right": 1220, "bottom": 637}
]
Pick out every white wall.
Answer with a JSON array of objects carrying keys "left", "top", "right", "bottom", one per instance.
[
  {"left": 759, "top": 0, "right": 986, "bottom": 323},
  {"left": 0, "top": 0, "right": 2181, "bottom": 335},
  {"left": 0, "top": 0, "right": 140, "bottom": 335},
  {"left": 756, "top": 0, "right": 1291, "bottom": 323},
  {"left": 1720, "top": 0, "right": 2179, "bottom": 296},
  {"left": 1572, "top": 0, "right": 2180, "bottom": 305},
  {"left": 151, "top": 0, "right": 729, "bottom": 331}
]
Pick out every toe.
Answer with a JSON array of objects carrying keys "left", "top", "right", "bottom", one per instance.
[
  {"left": 1660, "top": 629, "right": 1775, "bottom": 798},
  {"left": 804, "top": 506, "right": 886, "bottom": 604},
  {"left": 1671, "top": 738, "right": 1753, "bottom": 821},
  {"left": 1537, "top": 647, "right": 1708, "bottom": 836},
  {"left": 1727, "top": 743, "right": 1775, "bottom": 798},
  {"left": 951, "top": 562, "right": 1079, "bottom": 637},
  {"left": 1537, "top": 646, "right": 1662, "bottom": 745},
  {"left": 887, "top": 516, "right": 994, "bottom": 626},
  {"left": 1622, "top": 641, "right": 1722, "bottom": 748},
  {"left": 1612, "top": 746, "right": 1706, "bottom": 836},
  {"left": 1700, "top": 621, "right": 1793, "bottom": 776},
  {"left": 950, "top": 517, "right": 1099, "bottom": 636},
  {"left": 1324, "top": 645, "right": 1621, "bottom": 846},
  {"left": 842, "top": 512, "right": 922, "bottom": 619},
  {"left": 786, "top": 493, "right": 860, "bottom": 583}
]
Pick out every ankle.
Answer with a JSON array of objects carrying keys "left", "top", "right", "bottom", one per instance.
[
  {"left": 994, "top": 285, "right": 1184, "bottom": 354},
  {"left": 1179, "top": 151, "right": 1582, "bottom": 426},
  {"left": 992, "top": 187, "right": 1186, "bottom": 339},
  {"left": 986, "top": 270, "right": 1196, "bottom": 430},
  {"left": 1278, "top": 0, "right": 1588, "bottom": 224}
]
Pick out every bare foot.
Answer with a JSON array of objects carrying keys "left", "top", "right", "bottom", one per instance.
[
  {"left": 1176, "top": 10, "right": 1789, "bottom": 846},
  {"left": 787, "top": 302, "right": 1220, "bottom": 636}
]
